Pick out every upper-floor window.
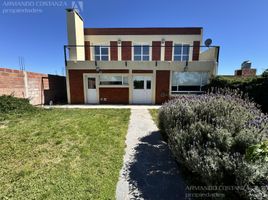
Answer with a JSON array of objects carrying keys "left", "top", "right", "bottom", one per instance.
[
  {"left": 95, "top": 46, "right": 109, "bottom": 61},
  {"left": 134, "top": 45, "right": 150, "bottom": 61},
  {"left": 174, "top": 44, "right": 190, "bottom": 61}
]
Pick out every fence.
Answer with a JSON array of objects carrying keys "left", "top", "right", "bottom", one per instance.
[{"left": 0, "top": 68, "right": 67, "bottom": 105}]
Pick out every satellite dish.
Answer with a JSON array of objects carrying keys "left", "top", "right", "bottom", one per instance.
[{"left": 205, "top": 38, "right": 212, "bottom": 47}]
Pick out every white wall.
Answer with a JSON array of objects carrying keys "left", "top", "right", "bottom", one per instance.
[
  {"left": 66, "top": 9, "right": 85, "bottom": 61},
  {"left": 85, "top": 34, "right": 202, "bottom": 61}
]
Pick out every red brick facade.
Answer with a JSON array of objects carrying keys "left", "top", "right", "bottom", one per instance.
[
  {"left": 155, "top": 70, "right": 170, "bottom": 104},
  {"left": 68, "top": 69, "right": 172, "bottom": 105},
  {"left": 152, "top": 41, "right": 161, "bottom": 60},
  {"left": 99, "top": 88, "right": 129, "bottom": 104},
  {"left": 68, "top": 69, "right": 88, "bottom": 104},
  {"left": 121, "top": 41, "right": 132, "bottom": 60},
  {"left": 110, "top": 41, "right": 118, "bottom": 61},
  {"left": 164, "top": 41, "right": 173, "bottom": 61}
]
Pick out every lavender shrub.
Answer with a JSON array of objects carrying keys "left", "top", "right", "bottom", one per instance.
[{"left": 159, "top": 91, "right": 268, "bottom": 199}]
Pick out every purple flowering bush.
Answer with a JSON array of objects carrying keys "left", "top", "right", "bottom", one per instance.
[{"left": 159, "top": 91, "right": 268, "bottom": 199}]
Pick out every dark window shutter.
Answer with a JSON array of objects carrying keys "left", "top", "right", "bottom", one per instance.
[
  {"left": 121, "top": 41, "right": 132, "bottom": 60},
  {"left": 164, "top": 41, "right": 173, "bottom": 61},
  {"left": 152, "top": 41, "right": 161, "bottom": 61}
]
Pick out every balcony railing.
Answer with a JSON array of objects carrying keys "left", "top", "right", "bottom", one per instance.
[{"left": 64, "top": 44, "right": 220, "bottom": 65}]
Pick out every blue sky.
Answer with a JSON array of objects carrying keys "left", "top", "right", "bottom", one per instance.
[{"left": 0, "top": 0, "right": 267, "bottom": 75}]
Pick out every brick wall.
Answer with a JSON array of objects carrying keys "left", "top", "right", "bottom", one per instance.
[
  {"left": 68, "top": 69, "right": 89, "bottom": 104},
  {"left": 99, "top": 88, "right": 129, "bottom": 104},
  {"left": 0, "top": 68, "right": 25, "bottom": 98},
  {"left": 0, "top": 68, "right": 67, "bottom": 105}
]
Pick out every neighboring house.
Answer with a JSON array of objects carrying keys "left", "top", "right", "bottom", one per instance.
[
  {"left": 235, "top": 61, "right": 256, "bottom": 77},
  {"left": 65, "top": 9, "right": 220, "bottom": 104}
]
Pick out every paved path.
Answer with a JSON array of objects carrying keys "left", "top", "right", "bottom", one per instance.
[
  {"left": 41, "top": 105, "right": 161, "bottom": 109},
  {"left": 116, "top": 109, "right": 186, "bottom": 200}
]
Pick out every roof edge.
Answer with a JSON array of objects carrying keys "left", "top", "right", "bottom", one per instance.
[{"left": 84, "top": 27, "right": 203, "bottom": 35}]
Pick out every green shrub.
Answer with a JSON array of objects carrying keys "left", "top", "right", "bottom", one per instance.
[
  {"left": 0, "top": 95, "right": 35, "bottom": 118},
  {"left": 246, "top": 141, "right": 268, "bottom": 162},
  {"left": 206, "top": 76, "right": 268, "bottom": 113},
  {"left": 159, "top": 92, "right": 268, "bottom": 199},
  {"left": 262, "top": 69, "right": 268, "bottom": 78}
]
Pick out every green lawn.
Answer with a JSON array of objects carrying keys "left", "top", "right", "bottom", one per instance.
[
  {"left": 0, "top": 109, "right": 130, "bottom": 200},
  {"left": 149, "top": 109, "right": 159, "bottom": 126}
]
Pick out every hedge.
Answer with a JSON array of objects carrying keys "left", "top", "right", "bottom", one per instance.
[{"left": 206, "top": 76, "right": 268, "bottom": 113}]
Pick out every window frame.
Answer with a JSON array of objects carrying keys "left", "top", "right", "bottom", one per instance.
[
  {"left": 133, "top": 44, "right": 150, "bottom": 61},
  {"left": 173, "top": 43, "right": 190, "bottom": 62},
  {"left": 171, "top": 71, "right": 209, "bottom": 94},
  {"left": 99, "top": 75, "right": 129, "bottom": 86},
  {"left": 94, "top": 45, "right": 110, "bottom": 61}
]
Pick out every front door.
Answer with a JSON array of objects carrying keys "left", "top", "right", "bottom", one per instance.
[
  {"left": 87, "top": 76, "right": 98, "bottom": 104},
  {"left": 132, "top": 76, "right": 152, "bottom": 104}
]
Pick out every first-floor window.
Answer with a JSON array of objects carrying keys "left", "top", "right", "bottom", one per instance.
[
  {"left": 95, "top": 45, "right": 109, "bottom": 61},
  {"left": 99, "top": 75, "right": 128, "bottom": 86},
  {"left": 171, "top": 72, "right": 209, "bottom": 93},
  {"left": 134, "top": 45, "right": 150, "bottom": 61}
]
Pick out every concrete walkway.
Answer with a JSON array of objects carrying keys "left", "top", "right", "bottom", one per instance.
[
  {"left": 116, "top": 109, "right": 185, "bottom": 200},
  {"left": 41, "top": 105, "right": 161, "bottom": 109}
]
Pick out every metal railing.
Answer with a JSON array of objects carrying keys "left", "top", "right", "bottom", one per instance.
[{"left": 64, "top": 44, "right": 220, "bottom": 66}]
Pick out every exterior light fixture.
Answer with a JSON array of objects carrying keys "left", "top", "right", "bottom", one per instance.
[
  {"left": 161, "top": 38, "right": 165, "bottom": 44},
  {"left": 118, "top": 39, "right": 121, "bottom": 45},
  {"left": 184, "top": 61, "right": 189, "bottom": 72},
  {"left": 96, "top": 66, "right": 100, "bottom": 73}
]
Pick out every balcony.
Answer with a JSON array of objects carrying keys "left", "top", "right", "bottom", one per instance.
[
  {"left": 64, "top": 44, "right": 219, "bottom": 62},
  {"left": 64, "top": 45, "right": 219, "bottom": 75}
]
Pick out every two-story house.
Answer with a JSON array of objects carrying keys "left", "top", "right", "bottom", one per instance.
[{"left": 65, "top": 9, "right": 219, "bottom": 104}]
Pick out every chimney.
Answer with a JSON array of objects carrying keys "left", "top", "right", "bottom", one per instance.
[{"left": 66, "top": 9, "right": 85, "bottom": 61}]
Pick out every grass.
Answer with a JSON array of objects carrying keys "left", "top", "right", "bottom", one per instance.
[
  {"left": 149, "top": 109, "right": 159, "bottom": 126},
  {"left": 0, "top": 108, "right": 130, "bottom": 200}
]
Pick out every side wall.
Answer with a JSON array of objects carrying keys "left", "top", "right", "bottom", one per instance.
[{"left": 0, "top": 68, "right": 67, "bottom": 105}]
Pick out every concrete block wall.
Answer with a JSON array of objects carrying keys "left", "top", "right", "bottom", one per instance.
[{"left": 0, "top": 68, "right": 67, "bottom": 105}]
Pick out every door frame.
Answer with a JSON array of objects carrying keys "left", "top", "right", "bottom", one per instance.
[
  {"left": 83, "top": 74, "right": 99, "bottom": 104},
  {"left": 131, "top": 74, "right": 154, "bottom": 104}
]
